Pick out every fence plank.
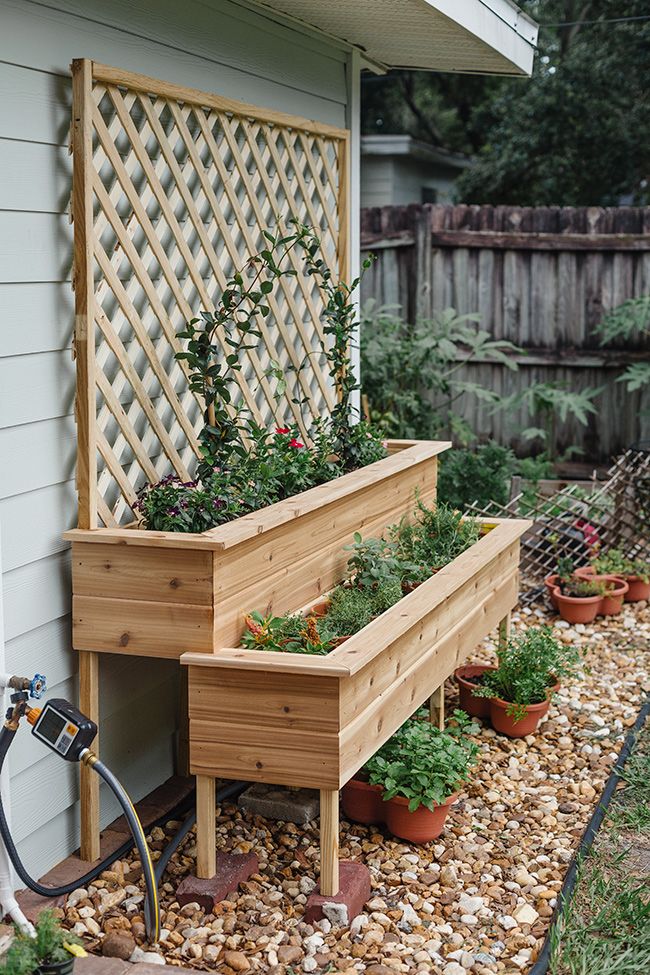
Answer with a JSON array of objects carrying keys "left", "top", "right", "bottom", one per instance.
[{"left": 360, "top": 204, "right": 650, "bottom": 461}]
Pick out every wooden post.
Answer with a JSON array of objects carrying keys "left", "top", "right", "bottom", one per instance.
[
  {"left": 196, "top": 775, "right": 216, "bottom": 879},
  {"left": 319, "top": 789, "right": 339, "bottom": 896},
  {"left": 79, "top": 650, "right": 100, "bottom": 861},
  {"left": 177, "top": 664, "right": 190, "bottom": 776},
  {"left": 498, "top": 611, "right": 512, "bottom": 652},
  {"left": 429, "top": 682, "right": 445, "bottom": 731}
]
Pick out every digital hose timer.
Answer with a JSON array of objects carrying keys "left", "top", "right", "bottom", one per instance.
[{"left": 30, "top": 699, "right": 97, "bottom": 762}]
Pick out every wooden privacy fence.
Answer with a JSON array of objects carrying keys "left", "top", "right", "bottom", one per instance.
[
  {"left": 71, "top": 59, "right": 349, "bottom": 529},
  {"left": 360, "top": 204, "right": 650, "bottom": 461}
]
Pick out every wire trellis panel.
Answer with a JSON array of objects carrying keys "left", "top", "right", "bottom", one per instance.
[
  {"left": 70, "top": 59, "right": 349, "bottom": 529},
  {"left": 466, "top": 444, "right": 650, "bottom": 603}
]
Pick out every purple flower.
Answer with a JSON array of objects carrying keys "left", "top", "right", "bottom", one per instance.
[{"left": 167, "top": 506, "right": 181, "bottom": 516}]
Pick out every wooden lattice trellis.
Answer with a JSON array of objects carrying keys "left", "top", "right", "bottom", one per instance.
[{"left": 71, "top": 59, "right": 349, "bottom": 529}]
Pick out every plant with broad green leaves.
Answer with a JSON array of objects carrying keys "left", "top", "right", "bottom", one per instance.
[
  {"left": 473, "top": 626, "right": 583, "bottom": 722},
  {"left": 344, "top": 533, "right": 406, "bottom": 588},
  {"left": 595, "top": 295, "right": 650, "bottom": 394},
  {"left": 365, "top": 710, "right": 479, "bottom": 812}
]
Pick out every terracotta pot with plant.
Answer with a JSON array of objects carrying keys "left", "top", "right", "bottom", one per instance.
[
  {"left": 472, "top": 626, "right": 582, "bottom": 738},
  {"left": 360, "top": 710, "right": 479, "bottom": 843},
  {"left": 454, "top": 664, "right": 498, "bottom": 718},
  {"left": 552, "top": 557, "right": 607, "bottom": 623},
  {"left": 591, "top": 549, "right": 650, "bottom": 603}
]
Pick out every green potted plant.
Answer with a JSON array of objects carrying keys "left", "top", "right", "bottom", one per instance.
[
  {"left": 0, "top": 911, "right": 82, "bottom": 975},
  {"left": 585, "top": 548, "right": 650, "bottom": 603},
  {"left": 342, "top": 711, "right": 479, "bottom": 842},
  {"left": 454, "top": 663, "right": 498, "bottom": 718},
  {"left": 553, "top": 563, "right": 607, "bottom": 623},
  {"left": 473, "top": 626, "right": 582, "bottom": 737}
]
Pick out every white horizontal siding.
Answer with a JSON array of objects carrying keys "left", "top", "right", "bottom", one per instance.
[{"left": 0, "top": 0, "right": 350, "bottom": 879}]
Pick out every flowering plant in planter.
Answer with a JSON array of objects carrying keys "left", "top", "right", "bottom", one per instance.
[
  {"left": 242, "top": 611, "right": 337, "bottom": 656},
  {"left": 136, "top": 224, "right": 386, "bottom": 532},
  {"left": 473, "top": 626, "right": 582, "bottom": 735}
]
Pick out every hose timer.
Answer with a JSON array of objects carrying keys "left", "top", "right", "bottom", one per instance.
[{"left": 28, "top": 699, "right": 97, "bottom": 762}]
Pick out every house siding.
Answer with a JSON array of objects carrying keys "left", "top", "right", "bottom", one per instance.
[{"left": 0, "top": 0, "right": 349, "bottom": 877}]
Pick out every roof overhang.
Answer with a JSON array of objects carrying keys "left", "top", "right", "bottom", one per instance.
[
  {"left": 252, "top": 0, "right": 538, "bottom": 76},
  {"left": 361, "top": 135, "right": 473, "bottom": 171}
]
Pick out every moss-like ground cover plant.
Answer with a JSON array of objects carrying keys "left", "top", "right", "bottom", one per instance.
[
  {"left": 240, "top": 500, "right": 480, "bottom": 655},
  {"left": 365, "top": 710, "right": 479, "bottom": 812},
  {"left": 473, "top": 625, "right": 583, "bottom": 723},
  {"left": 135, "top": 222, "right": 386, "bottom": 532}
]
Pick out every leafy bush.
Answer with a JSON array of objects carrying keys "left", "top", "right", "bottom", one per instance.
[
  {"left": 360, "top": 303, "right": 518, "bottom": 442},
  {"left": 474, "top": 626, "right": 583, "bottom": 720},
  {"left": 365, "top": 710, "right": 479, "bottom": 812},
  {"left": 596, "top": 296, "right": 650, "bottom": 394},
  {"left": 437, "top": 441, "right": 515, "bottom": 509}
]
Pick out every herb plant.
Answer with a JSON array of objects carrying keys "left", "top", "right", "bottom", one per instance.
[
  {"left": 365, "top": 710, "right": 479, "bottom": 812},
  {"left": 592, "top": 548, "right": 649, "bottom": 583},
  {"left": 344, "top": 533, "right": 405, "bottom": 588},
  {"left": 390, "top": 500, "right": 479, "bottom": 581},
  {"left": 473, "top": 626, "right": 583, "bottom": 721},
  {"left": 242, "top": 611, "right": 336, "bottom": 655},
  {"left": 0, "top": 911, "right": 82, "bottom": 975}
]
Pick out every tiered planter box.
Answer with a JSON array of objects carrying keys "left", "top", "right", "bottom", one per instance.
[
  {"left": 64, "top": 440, "right": 448, "bottom": 857},
  {"left": 181, "top": 515, "right": 529, "bottom": 893}
]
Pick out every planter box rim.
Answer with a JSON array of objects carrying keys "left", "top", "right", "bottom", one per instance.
[
  {"left": 181, "top": 516, "right": 531, "bottom": 676},
  {"left": 64, "top": 439, "right": 451, "bottom": 551}
]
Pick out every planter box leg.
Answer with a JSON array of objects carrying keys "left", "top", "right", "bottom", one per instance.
[
  {"left": 80, "top": 650, "right": 100, "bottom": 862},
  {"left": 177, "top": 664, "right": 190, "bottom": 776},
  {"left": 429, "top": 683, "right": 444, "bottom": 731},
  {"left": 196, "top": 775, "right": 216, "bottom": 879},
  {"left": 319, "top": 789, "right": 339, "bottom": 896},
  {"left": 498, "top": 611, "right": 512, "bottom": 651}
]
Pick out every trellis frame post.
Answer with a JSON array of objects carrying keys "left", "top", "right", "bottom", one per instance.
[{"left": 72, "top": 58, "right": 101, "bottom": 861}]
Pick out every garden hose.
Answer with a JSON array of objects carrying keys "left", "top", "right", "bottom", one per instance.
[{"left": 0, "top": 726, "right": 159, "bottom": 942}]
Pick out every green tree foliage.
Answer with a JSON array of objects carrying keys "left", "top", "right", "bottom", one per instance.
[{"left": 362, "top": 2, "right": 650, "bottom": 206}]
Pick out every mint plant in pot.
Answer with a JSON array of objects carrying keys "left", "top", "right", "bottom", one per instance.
[
  {"left": 343, "top": 711, "right": 479, "bottom": 842},
  {"left": 473, "top": 626, "right": 582, "bottom": 738}
]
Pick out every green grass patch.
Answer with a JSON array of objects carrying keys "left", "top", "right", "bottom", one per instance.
[{"left": 549, "top": 718, "right": 650, "bottom": 975}]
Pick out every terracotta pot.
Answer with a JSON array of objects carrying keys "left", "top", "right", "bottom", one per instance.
[
  {"left": 598, "top": 575, "right": 629, "bottom": 616},
  {"left": 489, "top": 696, "right": 550, "bottom": 738},
  {"left": 625, "top": 575, "right": 650, "bottom": 602},
  {"left": 309, "top": 598, "right": 331, "bottom": 618},
  {"left": 384, "top": 792, "right": 458, "bottom": 843},
  {"left": 341, "top": 777, "right": 384, "bottom": 824},
  {"left": 454, "top": 665, "right": 497, "bottom": 718},
  {"left": 574, "top": 564, "right": 596, "bottom": 580},
  {"left": 554, "top": 587, "right": 601, "bottom": 624},
  {"left": 544, "top": 574, "right": 560, "bottom": 609}
]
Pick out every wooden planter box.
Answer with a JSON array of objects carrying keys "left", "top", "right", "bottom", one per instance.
[
  {"left": 64, "top": 440, "right": 448, "bottom": 657},
  {"left": 181, "top": 516, "right": 529, "bottom": 892}
]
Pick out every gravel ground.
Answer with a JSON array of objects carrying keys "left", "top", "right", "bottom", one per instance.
[{"left": 60, "top": 601, "right": 650, "bottom": 975}]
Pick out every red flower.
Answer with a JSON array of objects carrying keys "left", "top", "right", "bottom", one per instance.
[
  {"left": 275, "top": 426, "right": 290, "bottom": 435},
  {"left": 289, "top": 438, "right": 304, "bottom": 448}
]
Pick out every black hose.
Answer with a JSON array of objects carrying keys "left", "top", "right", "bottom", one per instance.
[
  {"left": 0, "top": 727, "right": 162, "bottom": 939},
  {"left": 153, "top": 780, "right": 247, "bottom": 884},
  {"left": 90, "top": 757, "right": 159, "bottom": 943},
  {"left": 528, "top": 694, "right": 650, "bottom": 975}
]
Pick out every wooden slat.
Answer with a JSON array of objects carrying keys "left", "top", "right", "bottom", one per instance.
[
  {"left": 319, "top": 791, "right": 339, "bottom": 896},
  {"left": 72, "top": 542, "right": 213, "bottom": 605},
  {"left": 73, "top": 595, "right": 213, "bottom": 658},
  {"left": 79, "top": 650, "right": 100, "bottom": 861},
  {"left": 71, "top": 59, "right": 98, "bottom": 529},
  {"left": 90, "top": 61, "right": 349, "bottom": 139},
  {"left": 430, "top": 230, "right": 650, "bottom": 252}
]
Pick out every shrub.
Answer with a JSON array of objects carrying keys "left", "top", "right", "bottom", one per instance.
[
  {"left": 474, "top": 626, "right": 583, "bottom": 720},
  {"left": 365, "top": 710, "right": 479, "bottom": 812},
  {"left": 437, "top": 441, "right": 515, "bottom": 510}
]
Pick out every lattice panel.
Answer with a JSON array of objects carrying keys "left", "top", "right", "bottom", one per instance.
[{"left": 71, "top": 60, "right": 349, "bottom": 528}]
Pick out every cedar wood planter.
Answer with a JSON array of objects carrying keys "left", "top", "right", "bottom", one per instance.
[{"left": 64, "top": 441, "right": 448, "bottom": 657}]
